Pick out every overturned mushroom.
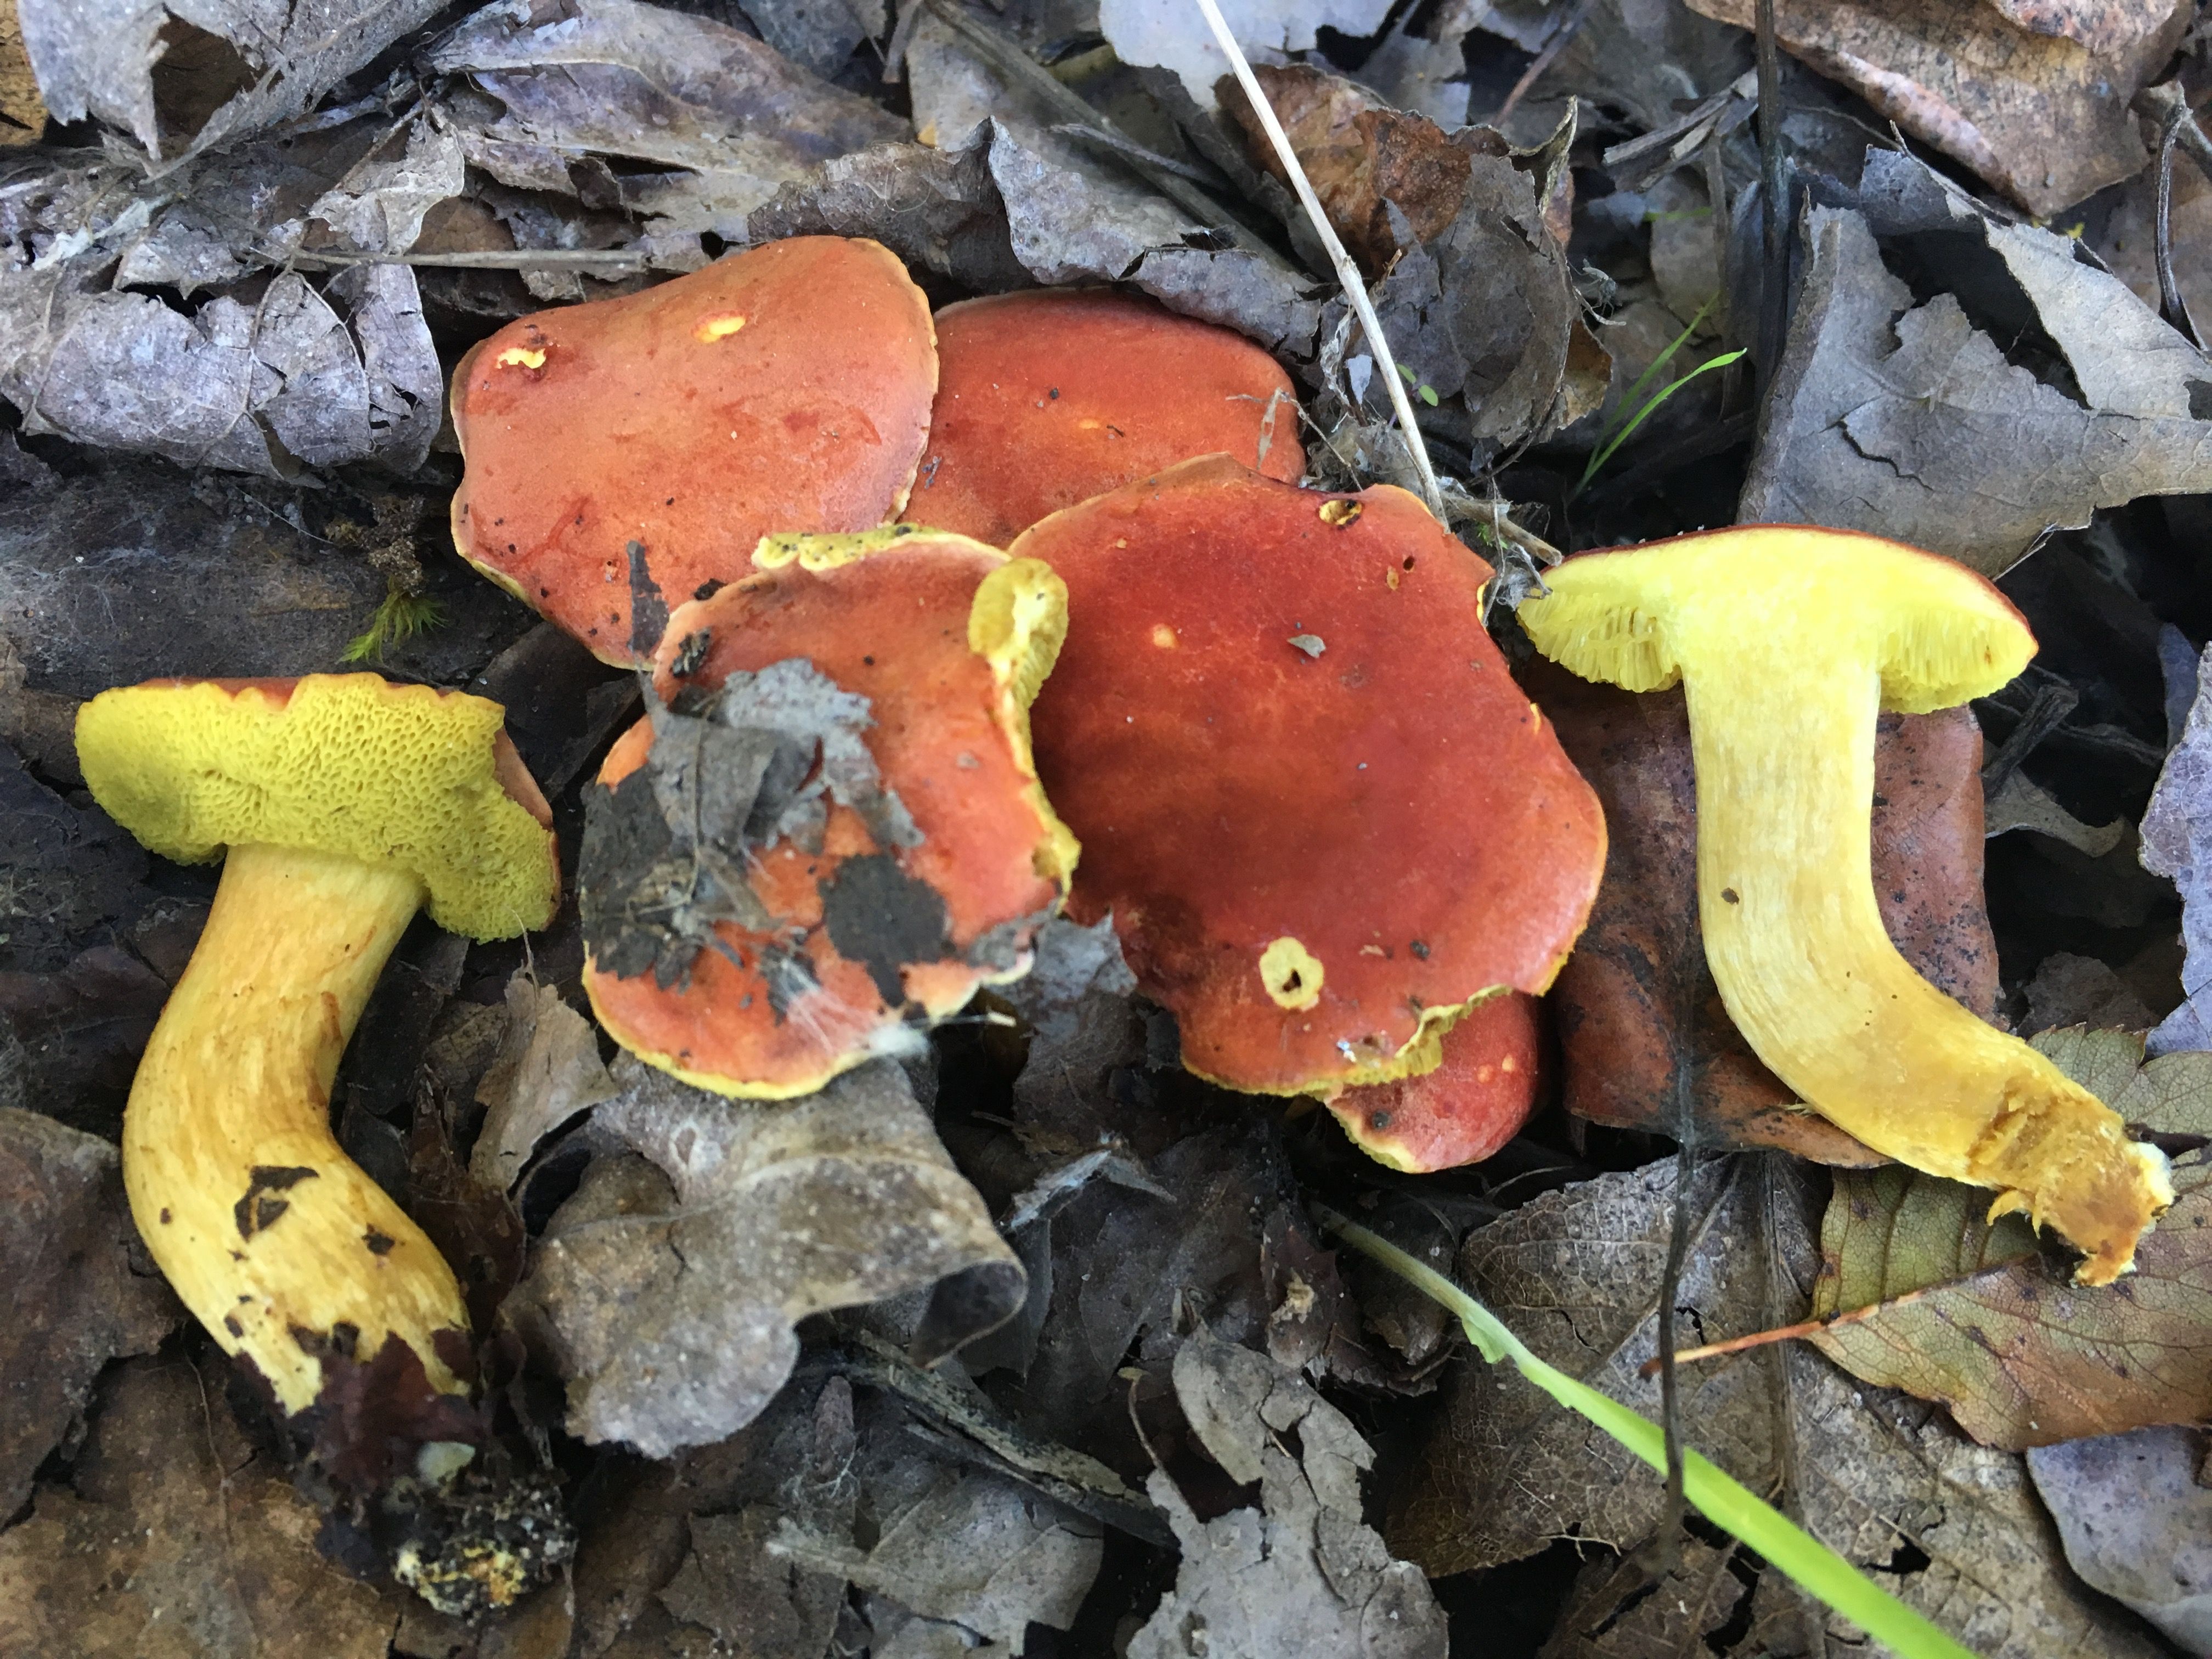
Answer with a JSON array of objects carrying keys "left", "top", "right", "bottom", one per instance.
[
  {"left": 1328, "top": 992, "right": 1541, "bottom": 1171},
  {"left": 580, "top": 527, "right": 1075, "bottom": 1097},
  {"left": 72, "top": 675, "right": 561, "bottom": 1594},
  {"left": 1013, "top": 455, "right": 1605, "bottom": 1099},
  {"left": 912, "top": 289, "right": 1304, "bottom": 547},
  {"left": 450, "top": 236, "right": 937, "bottom": 663},
  {"left": 1517, "top": 525, "right": 2172, "bottom": 1284}
]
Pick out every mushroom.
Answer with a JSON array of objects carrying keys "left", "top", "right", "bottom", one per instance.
[
  {"left": 450, "top": 236, "right": 937, "bottom": 663},
  {"left": 1011, "top": 454, "right": 1605, "bottom": 1099},
  {"left": 72, "top": 675, "right": 559, "bottom": 1493},
  {"left": 1517, "top": 524, "right": 2172, "bottom": 1284},
  {"left": 1328, "top": 992, "right": 1541, "bottom": 1170},
  {"left": 579, "top": 526, "right": 1075, "bottom": 1097},
  {"left": 912, "top": 289, "right": 1304, "bottom": 548}
]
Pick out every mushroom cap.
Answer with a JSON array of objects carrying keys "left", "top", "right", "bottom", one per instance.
[
  {"left": 450, "top": 236, "right": 937, "bottom": 664},
  {"left": 911, "top": 289, "right": 1304, "bottom": 549},
  {"left": 1518, "top": 524, "right": 2035, "bottom": 712},
  {"left": 74, "top": 674, "right": 559, "bottom": 941},
  {"left": 1328, "top": 992, "right": 1540, "bottom": 1171},
  {"left": 1012, "top": 455, "right": 1607, "bottom": 1097},
  {"left": 582, "top": 528, "right": 1074, "bottom": 1098}
]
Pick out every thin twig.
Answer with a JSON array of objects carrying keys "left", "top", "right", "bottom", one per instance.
[
  {"left": 1753, "top": 0, "right": 1790, "bottom": 390},
  {"left": 2134, "top": 80, "right": 2212, "bottom": 181},
  {"left": 280, "top": 246, "right": 653, "bottom": 270},
  {"left": 2154, "top": 99, "right": 2203, "bottom": 349},
  {"left": 1492, "top": 0, "right": 1594, "bottom": 129},
  {"left": 1189, "top": 0, "right": 1446, "bottom": 520}
]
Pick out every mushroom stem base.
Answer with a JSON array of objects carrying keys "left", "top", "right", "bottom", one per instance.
[{"left": 124, "top": 842, "right": 472, "bottom": 1416}]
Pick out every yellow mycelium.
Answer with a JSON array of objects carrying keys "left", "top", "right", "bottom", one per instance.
[
  {"left": 1520, "top": 526, "right": 2171, "bottom": 1284},
  {"left": 76, "top": 675, "right": 558, "bottom": 1413}
]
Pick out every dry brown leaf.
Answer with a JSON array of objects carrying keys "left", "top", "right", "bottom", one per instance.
[
  {"left": 0, "top": 1108, "right": 177, "bottom": 1518},
  {"left": 2029, "top": 1424, "right": 2212, "bottom": 1653},
  {"left": 1684, "top": 0, "right": 2187, "bottom": 215},
  {"left": 1804, "top": 1028, "right": 2212, "bottom": 1449},
  {"left": 0, "top": 1, "right": 44, "bottom": 145},
  {"left": 1536, "top": 664, "right": 1993, "bottom": 1162},
  {"left": 470, "top": 974, "right": 616, "bottom": 1194},
  {"left": 0, "top": 1357, "right": 411, "bottom": 1658},
  {"left": 2141, "top": 636, "right": 2212, "bottom": 1052}
]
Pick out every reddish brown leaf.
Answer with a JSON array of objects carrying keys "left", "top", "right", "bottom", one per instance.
[{"left": 1536, "top": 663, "right": 1995, "bottom": 1163}]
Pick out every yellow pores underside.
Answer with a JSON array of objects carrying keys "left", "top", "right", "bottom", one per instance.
[
  {"left": 77, "top": 676, "right": 558, "bottom": 1413},
  {"left": 1519, "top": 527, "right": 2173, "bottom": 1285}
]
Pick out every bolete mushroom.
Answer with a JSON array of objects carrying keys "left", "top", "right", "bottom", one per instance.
[
  {"left": 1328, "top": 991, "right": 1541, "bottom": 1170},
  {"left": 450, "top": 236, "right": 936, "bottom": 663},
  {"left": 912, "top": 289, "right": 1304, "bottom": 547},
  {"left": 72, "top": 676, "right": 559, "bottom": 1514},
  {"left": 1012, "top": 455, "right": 1605, "bottom": 1099},
  {"left": 580, "top": 527, "right": 1075, "bottom": 1097},
  {"left": 1517, "top": 524, "right": 2172, "bottom": 1284}
]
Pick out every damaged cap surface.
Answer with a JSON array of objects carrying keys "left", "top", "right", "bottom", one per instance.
[
  {"left": 1329, "top": 991, "right": 1541, "bottom": 1171},
  {"left": 912, "top": 289, "right": 1305, "bottom": 548},
  {"left": 581, "top": 527, "right": 1074, "bottom": 1098},
  {"left": 450, "top": 236, "right": 937, "bottom": 663},
  {"left": 1013, "top": 455, "right": 1605, "bottom": 1097}
]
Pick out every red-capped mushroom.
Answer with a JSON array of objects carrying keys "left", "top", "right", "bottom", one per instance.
[
  {"left": 579, "top": 527, "right": 1075, "bottom": 1097},
  {"left": 911, "top": 289, "right": 1304, "bottom": 548},
  {"left": 1011, "top": 455, "right": 1605, "bottom": 1099},
  {"left": 1328, "top": 992, "right": 1541, "bottom": 1170},
  {"left": 450, "top": 237, "right": 936, "bottom": 663}
]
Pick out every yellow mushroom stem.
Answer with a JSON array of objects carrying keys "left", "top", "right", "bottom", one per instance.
[
  {"left": 1690, "top": 646, "right": 2170, "bottom": 1285},
  {"left": 126, "top": 841, "right": 471, "bottom": 1415}
]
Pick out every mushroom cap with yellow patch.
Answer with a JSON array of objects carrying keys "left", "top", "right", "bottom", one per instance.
[
  {"left": 75, "top": 674, "right": 560, "bottom": 941},
  {"left": 1519, "top": 524, "right": 2035, "bottom": 711}
]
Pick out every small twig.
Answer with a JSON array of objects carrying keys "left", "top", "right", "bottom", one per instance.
[
  {"left": 2154, "top": 99, "right": 2203, "bottom": 349},
  {"left": 1052, "top": 122, "right": 1221, "bottom": 184},
  {"left": 279, "top": 246, "right": 653, "bottom": 270},
  {"left": 1190, "top": 0, "right": 1446, "bottom": 520},
  {"left": 1979, "top": 675, "right": 2078, "bottom": 794},
  {"left": 2134, "top": 80, "right": 2212, "bottom": 182},
  {"left": 1753, "top": 0, "right": 1790, "bottom": 389},
  {"left": 1492, "top": 0, "right": 1594, "bottom": 129}
]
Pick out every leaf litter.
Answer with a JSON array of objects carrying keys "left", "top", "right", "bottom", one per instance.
[{"left": 1, "top": 0, "right": 2211, "bottom": 1653}]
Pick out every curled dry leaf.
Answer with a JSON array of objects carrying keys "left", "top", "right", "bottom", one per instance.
[
  {"left": 428, "top": 0, "right": 907, "bottom": 249},
  {"left": 1536, "top": 665, "right": 1994, "bottom": 1163},
  {"left": 1743, "top": 151, "right": 2212, "bottom": 575},
  {"left": 747, "top": 136, "right": 1030, "bottom": 293},
  {"left": 0, "top": 259, "right": 442, "bottom": 476},
  {"left": 470, "top": 974, "right": 617, "bottom": 1193},
  {"left": 1803, "top": 1027, "right": 2212, "bottom": 1450},
  {"left": 2141, "top": 637, "right": 2212, "bottom": 1053},
  {"left": 19, "top": 0, "right": 445, "bottom": 161},
  {"left": 1683, "top": 0, "right": 2187, "bottom": 215},
  {"left": 1128, "top": 1330, "right": 1448, "bottom": 1659},
  {"left": 1099, "top": 0, "right": 1395, "bottom": 108},
  {"left": 2028, "top": 1424, "right": 2212, "bottom": 1656},
  {"left": 503, "top": 1054, "right": 1024, "bottom": 1457},
  {"left": 0, "top": 1108, "right": 177, "bottom": 1519}
]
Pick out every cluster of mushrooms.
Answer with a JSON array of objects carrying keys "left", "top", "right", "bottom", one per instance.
[{"left": 66, "top": 234, "right": 2174, "bottom": 1606}]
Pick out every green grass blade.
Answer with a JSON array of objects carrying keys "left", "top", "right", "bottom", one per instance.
[
  {"left": 1575, "top": 346, "right": 1745, "bottom": 498},
  {"left": 1606, "top": 293, "right": 1715, "bottom": 435},
  {"left": 1321, "top": 1210, "right": 1982, "bottom": 1659}
]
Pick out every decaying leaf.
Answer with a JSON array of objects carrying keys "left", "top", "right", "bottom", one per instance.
[
  {"left": 0, "top": 258, "right": 443, "bottom": 476},
  {"left": 1128, "top": 1330, "right": 1447, "bottom": 1659},
  {"left": 1099, "top": 0, "right": 1395, "bottom": 108},
  {"left": 1398, "top": 1154, "right": 2166, "bottom": 1655},
  {"left": 1802, "top": 1026, "right": 2212, "bottom": 1449},
  {"left": 0, "top": 1356, "right": 412, "bottom": 1658},
  {"left": 2142, "top": 637, "right": 2212, "bottom": 1053},
  {"left": 2028, "top": 1424, "right": 2212, "bottom": 1656},
  {"left": 1742, "top": 151, "right": 2212, "bottom": 575},
  {"left": 1536, "top": 665, "right": 1993, "bottom": 1162},
  {"left": 772, "top": 1470, "right": 1103, "bottom": 1655},
  {"left": 1683, "top": 0, "right": 2186, "bottom": 216},
  {"left": 18, "top": 0, "right": 445, "bottom": 161},
  {"left": 985, "top": 119, "right": 1324, "bottom": 358},
  {"left": 428, "top": 0, "right": 908, "bottom": 249},
  {"left": 0, "top": 1108, "right": 177, "bottom": 1520},
  {"left": 470, "top": 974, "right": 617, "bottom": 1193},
  {"left": 504, "top": 1054, "right": 1024, "bottom": 1457},
  {"left": 747, "top": 135, "right": 1030, "bottom": 292},
  {"left": 0, "top": 4, "right": 45, "bottom": 145}
]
